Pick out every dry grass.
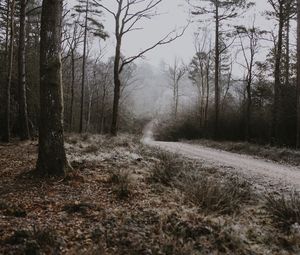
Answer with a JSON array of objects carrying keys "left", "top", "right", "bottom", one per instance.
[
  {"left": 108, "top": 169, "right": 133, "bottom": 199},
  {"left": 180, "top": 173, "right": 252, "bottom": 215},
  {"left": 265, "top": 191, "right": 300, "bottom": 231},
  {"left": 150, "top": 152, "right": 183, "bottom": 186},
  {"left": 2, "top": 135, "right": 300, "bottom": 254},
  {"left": 149, "top": 149, "right": 252, "bottom": 215}
]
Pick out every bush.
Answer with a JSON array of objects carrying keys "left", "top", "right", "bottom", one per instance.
[
  {"left": 265, "top": 191, "right": 300, "bottom": 231},
  {"left": 153, "top": 117, "right": 202, "bottom": 142}
]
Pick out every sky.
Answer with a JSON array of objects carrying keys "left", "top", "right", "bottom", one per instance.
[
  {"left": 69, "top": 0, "right": 296, "bottom": 73},
  {"left": 96, "top": 0, "right": 278, "bottom": 67}
]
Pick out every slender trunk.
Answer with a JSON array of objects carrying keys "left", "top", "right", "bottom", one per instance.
[
  {"left": 69, "top": 50, "right": 75, "bottom": 131},
  {"left": 110, "top": 1, "right": 123, "bottom": 136},
  {"left": 175, "top": 81, "right": 179, "bottom": 119},
  {"left": 36, "top": 0, "right": 69, "bottom": 176},
  {"left": 272, "top": 3, "right": 284, "bottom": 144},
  {"left": 18, "top": 0, "right": 30, "bottom": 140},
  {"left": 1, "top": 1, "right": 9, "bottom": 135},
  {"left": 79, "top": 0, "right": 89, "bottom": 133},
  {"left": 99, "top": 86, "right": 106, "bottom": 134},
  {"left": 245, "top": 51, "right": 254, "bottom": 141},
  {"left": 3, "top": 0, "right": 15, "bottom": 142},
  {"left": 297, "top": 0, "right": 300, "bottom": 147},
  {"left": 205, "top": 57, "right": 210, "bottom": 130},
  {"left": 200, "top": 65, "right": 205, "bottom": 126},
  {"left": 111, "top": 47, "right": 121, "bottom": 136},
  {"left": 86, "top": 88, "right": 92, "bottom": 132},
  {"left": 245, "top": 76, "right": 252, "bottom": 141},
  {"left": 285, "top": 16, "right": 290, "bottom": 88},
  {"left": 214, "top": 3, "right": 220, "bottom": 139},
  {"left": 111, "top": 79, "right": 121, "bottom": 136}
]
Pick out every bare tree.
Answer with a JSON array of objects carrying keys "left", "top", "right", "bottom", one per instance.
[
  {"left": 189, "top": 32, "right": 211, "bottom": 128},
  {"left": 297, "top": 0, "right": 300, "bottom": 147},
  {"left": 18, "top": 0, "right": 30, "bottom": 140},
  {"left": 3, "top": 0, "right": 15, "bottom": 142},
  {"left": 266, "top": 0, "right": 295, "bottom": 143},
  {"left": 189, "top": 0, "right": 254, "bottom": 139},
  {"left": 235, "top": 24, "right": 265, "bottom": 141},
  {"left": 167, "top": 58, "right": 186, "bottom": 119},
  {"left": 64, "top": 18, "right": 84, "bottom": 131},
  {"left": 75, "top": 0, "right": 108, "bottom": 133},
  {"left": 95, "top": 0, "right": 186, "bottom": 136},
  {"left": 36, "top": 0, "right": 70, "bottom": 176}
]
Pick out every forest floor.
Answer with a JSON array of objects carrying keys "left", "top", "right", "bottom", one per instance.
[{"left": 0, "top": 134, "right": 300, "bottom": 255}]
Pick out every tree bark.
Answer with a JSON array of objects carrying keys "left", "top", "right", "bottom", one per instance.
[
  {"left": 36, "top": 0, "right": 69, "bottom": 176},
  {"left": 214, "top": 3, "right": 220, "bottom": 139},
  {"left": 245, "top": 50, "right": 254, "bottom": 141},
  {"left": 297, "top": 0, "right": 300, "bottom": 147},
  {"left": 111, "top": 41, "right": 121, "bottom": 136},
  {"left": 79, "top": 0, "right": 89, "bottom": 133},
  {"left": 3, "top": 0, "right": 15, "bottom": 142},
  {"left": 110, "top": 4, "right": 122, "bottom": 136},
  {"left": 69, "top": 50, "right": 75, "bottom": 131},
  {"left": 18, "top": 0, "right": 30, "bottom": 140},
  {"left": 205, "top": 61, "right": 210, "bottom": 130},
  {"left": 272, "top": 2, "right": 284, "bottom": 144}
]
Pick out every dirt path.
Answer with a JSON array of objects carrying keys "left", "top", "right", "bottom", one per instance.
[{"left": 144, "top": 139, "right": 300, "bottom": 192}]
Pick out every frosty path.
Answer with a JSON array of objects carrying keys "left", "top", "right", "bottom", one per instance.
[{"left": 145, "top": 139, "right": 300, "bottom": 192}]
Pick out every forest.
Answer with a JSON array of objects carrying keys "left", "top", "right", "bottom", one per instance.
[{"left": 1, "top": 0, "right": 300, "bottom": 254}]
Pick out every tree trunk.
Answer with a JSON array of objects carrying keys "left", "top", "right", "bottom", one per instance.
[
  {"left": 297, "top": 0, "right": 300, "bottom": 148},
  {"left": 205, "top": 57, "right": 210, "bottom": 130},
  {"left": 18, "top": 0, "right": 30, "bottom": 140},
  {"left": 36, "top": 0, "right": 69, "bottom": 176},
  {"left": 272, "top": 3, "right": 284, "bottom": 144},
  {"left": 111, "top": 36, "right": 122, "bottom": 136},
  {"left": 245, "top": 52, "right": 254, "bottom": 141},
  {"left": 3, "top": 0, "right": 15, "bottom": 142},
  {"left": 214, "top": 3, "right": 220, "bottom": 139},
  {"left": 69, "top": 50, "right": 75, "bottom": 131},
  {"left": 79, "top": 0, "right": 89, "bottom": 133},
  {"left": 285, "top": 15, "right": 290, "bottom": 88},
  {"left": 99, "top": 85, "right": 106, "bottom": 134}
]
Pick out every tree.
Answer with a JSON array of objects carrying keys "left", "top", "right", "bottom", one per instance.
[
  {"left": 3, "top": 0, "right": 15, "bottom": 142},
  {"left": 189, "top": 0, "right": 254, "bottom": 139},
  {"left": 74, "top": 0, "right": 108, "bottom": 133},
  {"left": 189, "top": 33, "right": 212, "bottom": 128},
  {"left": 266, "top": 0, "right": 296, "bottom": 143},
  {"left": 18, "top": 0, "right": 30, "bottom": 140},
  {"left": 297, "top": 0, "right": 300, "bottom": 147},
  {"left": 36, "top": 0, "right": 69, "bottom": 176},
  {"left": 167, "top": 58, "right": 186, "bottom": 119},
  {"left": 95, "top": 0, "right": 186, "bottom": 136},
  {"left": 235, "top": 24, "right": 265, "bottom": 141},
  {"left": 64, "top": 17, "right": 84, "bottom": 131}
]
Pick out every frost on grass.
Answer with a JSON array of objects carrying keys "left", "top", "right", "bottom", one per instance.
[{"left": 1, "top": 134, "right": 300, "bottom": 254}]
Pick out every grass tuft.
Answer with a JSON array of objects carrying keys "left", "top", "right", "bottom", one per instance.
[
  {"left": 181, "top": 174, "right": 251, "bottom": 215},
  {"left": 265, "top": 191, "right": 300, "bottom": 231},
  {"left": 109, "top": 169, "right": 133, "bottom": 199}
]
